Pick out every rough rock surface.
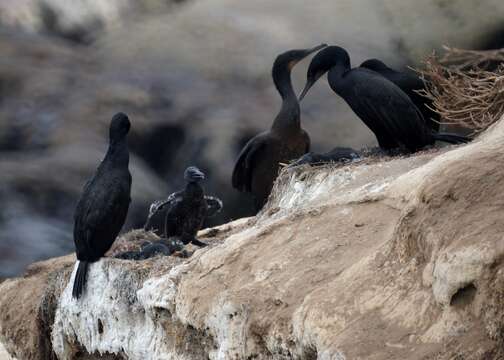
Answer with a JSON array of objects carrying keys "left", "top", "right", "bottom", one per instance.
[
  {"left": 3, "top": 0, "right": 504, "bottom": 278},
  {"left": 2, "top": 118, "right": 504, "bottom": 358}
]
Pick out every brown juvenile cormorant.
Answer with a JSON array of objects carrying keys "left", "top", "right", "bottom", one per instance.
[
  {"left": 72, "top": 112, "right": 132, "bottom": 299},
  {"left": 299, "top": 46, "right": 468, "bottom": 153},
  {"left": 145, "top": 166, "right": 222, "bottom": 247},
  {"left": 232, "top": 44, "right": 327, "bottom": 210},
  {"left": 360, "top": 58, "right": 439, "bottom": 132}
]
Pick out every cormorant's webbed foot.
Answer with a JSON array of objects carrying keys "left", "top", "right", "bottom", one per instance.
[
  {"left": 190, "top": 238, "right": 208, "bottom": 247},
  {"left": 205, "top": 196, "right": 223, "bottom": 217},
  {"left": 162, "top": 237, "right": 185, "bottom": 252}
]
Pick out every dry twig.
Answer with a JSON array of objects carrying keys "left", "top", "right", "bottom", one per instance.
[
  {"left": 416, "top": 47, "right": 504, "bottom": 135},
  {"left": 438, "top": 46, "right": 504, "bottom": 71}
]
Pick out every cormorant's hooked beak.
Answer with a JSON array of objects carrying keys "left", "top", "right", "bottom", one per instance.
[
  {"left": 286, "top": 44, "right": 328, "bottom": 72},
  {"left": 184, "top": 166, "right": 206, "bottom": 182},
  {"left": 298, "top": 78, "right": 316, "bottom": 102},
  {"left": 304, "top": 43, "right": 328, "bottom": 56},
  {"left": 191, "top": 169, "right": 205, "bottom": 180},
  {"left": 296, "top": 44, "right": 327, "bottom": 102}
]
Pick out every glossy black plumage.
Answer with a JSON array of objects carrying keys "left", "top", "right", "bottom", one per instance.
[
  {"left": 232, "top": 44, "right": 326, "bottom": 211},
  {"left": 360, "top": 58, "right": 440, "bottom": 132},
  {"left": 115, "top": 240, "right": 183, "bottom": 260},
  {"left": 72, "top": 112, "right": 132, "bottom": 299},
  {"left": 299, "top": 46, "right": 468, "bottom": 153}
]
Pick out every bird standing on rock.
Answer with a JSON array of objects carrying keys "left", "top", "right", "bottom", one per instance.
[
  {"left": 299, "top": 46, "right": 468, "bottom": 154},
  {"left": 360, "top": 58, "right": 440, "bottom": 132},
  {"left": 72, "top": 112, "right": 132, "bottom": 299},
  {"left": 144, "top": 166, "right": 222, "bottom": 248},
  {"left": 232, "top": 44, "right": 327, "bottom": 211}
]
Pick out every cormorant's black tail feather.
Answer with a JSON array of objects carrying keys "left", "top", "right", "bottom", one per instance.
[
  {"left": 72, "top": 261, "right": 88, "bottom": 299},
  {"left": 433, "top": 133, "right": 471, "bottom": 144}
]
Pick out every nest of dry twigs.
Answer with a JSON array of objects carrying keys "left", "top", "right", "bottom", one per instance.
[{"left": 417, "top": 46, "right": 504, "bottom": 135}]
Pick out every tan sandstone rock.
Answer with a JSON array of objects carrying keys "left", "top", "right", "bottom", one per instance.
[{"left": 1, "top": 118, "right": 504, "bottom": 358}]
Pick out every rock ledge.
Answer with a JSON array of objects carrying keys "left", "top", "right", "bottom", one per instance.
[{"left": 2, "top": 119, "right": 504, "bottom": 359}]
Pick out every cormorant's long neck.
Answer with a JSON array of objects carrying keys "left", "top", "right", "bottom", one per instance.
[
  {"left": 105, "top": 138, "right": 129, "bottom": 168},
  {"left": 184, "top": 182, "right": 204, "bottom": 200},
  {"left": 328, "top": 63, "right": 350, "bottom": 94},
  {"left": 271, "top": 67, "right": 300, "bottom": 133}
]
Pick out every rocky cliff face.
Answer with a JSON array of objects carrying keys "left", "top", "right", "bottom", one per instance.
[
  {"left": 2, "top": 0, "right": 504, "bottom": 279},
  {"left": 1, "top": 117, "right": 504, "bottom": 359}
]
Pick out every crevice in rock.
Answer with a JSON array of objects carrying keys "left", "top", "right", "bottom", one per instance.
[
  {"left": 450, "top": 283, "right": 477, "bottom": 307},
  {"left": 247, "top": 323, "right": 272, "bottom": 358},
  {"left": 74, "top": 348, "right": 126, "bottom": 360},
  {"left": 158, "top": 319, "right": 216, "bottom": 359},
  {"left": 301, "top": 345, "right": 318, "bottom": 360},
  {"left": 97, "top": 319, "right": 104, "bottom": 335}
]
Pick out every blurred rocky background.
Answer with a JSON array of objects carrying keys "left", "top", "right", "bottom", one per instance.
[{"left": 0, "top": 0, "right": 504, "bottom": 277}]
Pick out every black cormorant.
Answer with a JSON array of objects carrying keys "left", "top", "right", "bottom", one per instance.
[
  {"left": 360, "top": 58, "right": 439, "bottom": 132},
  {"left": 299, "top": 46, "right": 468, "bottom": 153},
  {"left": 232, "top": 44, "right": 327, "bottom": 210},
  {"left": 115, "top": 240, "right": 183, "bottom": 260},
  {"left": 145, "top": 166, "right": 222, "bottom": 247},
  {"left": 72, "top": 112, "right": 132, "bottom": 299}
]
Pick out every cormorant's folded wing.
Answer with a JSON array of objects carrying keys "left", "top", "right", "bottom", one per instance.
[
  {"left": 74, "top": 179, "right": 130, "bottom": 253},
  {"left": 231, "top": 133, "right": 268, "bottom": 192},
  {"left": 351, "top": 70, "right": 430, "bottom": 150}
]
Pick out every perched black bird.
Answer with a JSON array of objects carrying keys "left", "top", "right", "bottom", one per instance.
[
  {"left": 232, "top": 44, "right": 327, "bottom": 211},
  {"left": 144, "top": 166, "right": 222, "bottom": 247},
  {"left": 115, "top": 240, "right": 184, "bottom": 260},
  {"left": 299, "top": 46, "right": 468, "bottom": 153},
  {"left": 360, "top": 58, "right": 440, "bottom": 132},
  {"left": 72, "top": 112, "right": 132, "bottom": 299}
]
